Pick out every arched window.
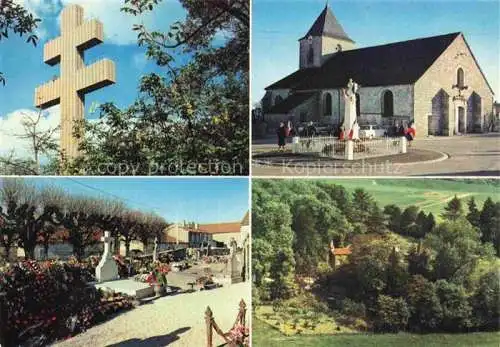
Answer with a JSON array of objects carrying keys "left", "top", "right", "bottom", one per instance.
[
  {"left": 323, "top": 93, "right": 332, "bottom": 116},
  {"left": 382, "top": 90, "right": 394, "bottom": 117},
  {"left": 274, "top": 95, "right": 283, "bottom": 105},
  {"left": 457, "top": 68, "right": 464, "bottom": 88}
]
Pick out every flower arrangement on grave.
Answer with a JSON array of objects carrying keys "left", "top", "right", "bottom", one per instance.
[
  {"left": 226, "top": 323, "right": 250, "bottom": 347},
  {"left": 145, "top": 261, "right": 171, "bottom": 287}
]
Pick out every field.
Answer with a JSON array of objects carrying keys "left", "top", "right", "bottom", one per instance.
[
  {"left": 252, "top": 318, "right": 500, "bottom": 347},
  {"left": 323, "top": 179, "right": 499, "bottom": 217}
]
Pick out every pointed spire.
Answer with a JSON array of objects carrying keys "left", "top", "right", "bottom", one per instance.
[{"left": 300, "top": 3, "right": 354, "bottom": 43}]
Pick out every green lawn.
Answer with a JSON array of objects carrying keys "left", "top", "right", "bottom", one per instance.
[
  {"left": 252, "top": 318, "right": 500, "bottom": 347},
  {"left": 323, "top": 179, "right": 499, "bottom": 217}
]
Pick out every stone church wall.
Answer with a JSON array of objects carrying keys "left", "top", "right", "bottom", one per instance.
[
  {"left": 414, "top": 34, "right": 494, "bottom": 136},
  {"left": 269, "top": 89, "right": 291, "bottom": 107},
  {"left": 357, "top": 85, "right": 414, "bottom": 126}
]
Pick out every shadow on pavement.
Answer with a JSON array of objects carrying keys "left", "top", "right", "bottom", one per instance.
[{"left": 106, "top": 326, "right": 191, "bottom": 347}]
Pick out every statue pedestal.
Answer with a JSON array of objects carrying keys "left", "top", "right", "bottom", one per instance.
[
  {"left": 400, "top": 136, "right": 407, "bottom": 153},
  {"left": 345, "top": 140, "right": 354, "bottom": 160}
]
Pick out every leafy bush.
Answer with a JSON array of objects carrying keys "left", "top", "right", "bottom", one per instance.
[
  {"left": 0, "top": 260, "right": 133, "bottom": 345},
  {"left": 374, "top": 295, "right": 410, "bottom": 332},
  {"left": 435, "top": 280, "right": 472, "bottom": 331},
  {"left": 341, "top": 298, "right": 366, "bottom": 318}
]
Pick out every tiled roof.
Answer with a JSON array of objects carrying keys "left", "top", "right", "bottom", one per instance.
[
  {"left": 267, "top": 91, "right": 317, "bottom": 114},
  {"left": 332, "top": 246, "right": 352, "bottom": 256},
  {"left": 268, "top": 32, "right": 461, "bottom": 91},
  {"left": 266, "top": 68, "right": 319, "bottom": 90},
  {"left": 198, "top": 222, "right": 241, "bottom": 234}
]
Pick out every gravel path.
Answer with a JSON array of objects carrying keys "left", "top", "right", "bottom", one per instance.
[{"left": 52, "top": 282, "right": 250, "bottom": 347}]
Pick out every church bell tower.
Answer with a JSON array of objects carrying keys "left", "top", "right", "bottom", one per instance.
[{"left": 299, "top": 3, "right": 355, "bottom": 69}]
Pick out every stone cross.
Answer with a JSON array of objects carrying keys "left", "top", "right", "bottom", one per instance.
[
  {"left": 153, "top": 236, "right": 159, "bottom": 262},
  {"left": 96, "top": 230, "right": 119, "bottom": 282},
  {"left": 34, "top": 4, "right": 116, "bottom": 159},
  {"left": 101, "top": 231, "right": 113, "bottom": 259}
]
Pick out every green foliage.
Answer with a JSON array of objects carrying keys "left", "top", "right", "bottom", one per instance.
[
  {"left": 407, "top": 275, "right": 443, "bottom": 332},
  {"left": 407, "top": 243, "right": 432, "bottom": 278},
  {"left": 472, "top": 270, "right": 500, "bottom": 330},
  {"left": 426, "top": 219, "right": 493, "bottom": 283},
  {"left": 384, "top": 204, "right": 401, "bottom": 233},
  {"left": 269, "top": 249, "right": 296, "bottom": 300},
  {"left": 435, "top": 280, "right": 472, "bottom": 331},
  {"left": 341, "top": 298, "right": 366, "bottom": 318},
  {"left": 442, "top": 195, "right": 464, "bottom": 221},
  {"left": 0, "top": 0, "right": 40, "bottom": 85},
  {"left": 479, "top": 198, "right": 500, "bottom": 256},
  {"left": 375, "top": 295, "right": 410, "bottom": 332},
  {"left": 400, "top": 205, "right": 419, "bottom": 236},
  {"left": 466, "top": 197, "right": 481, "bottom": 228}
]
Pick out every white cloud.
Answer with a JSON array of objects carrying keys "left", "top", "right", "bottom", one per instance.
[
  {"left": 60, "top": 0, "right": 179, "bottom": 46},
  {"left": 0, "top": 106, "right": 60, "bottom": 158},
  {"left": 15, "top": 0, "right": 185, "bottom": 46}
]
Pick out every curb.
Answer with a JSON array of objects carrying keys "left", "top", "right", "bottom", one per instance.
[{"left": 252, "top": 150, "right": 449, "bottom": 168}]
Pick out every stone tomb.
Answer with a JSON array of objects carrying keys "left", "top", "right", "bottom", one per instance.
[{"left": 94, "top": 231, "right": 153, "bottom": 299}]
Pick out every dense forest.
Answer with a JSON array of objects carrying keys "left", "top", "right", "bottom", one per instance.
[{"left": 252, "top": 180, "right": 500, "bottom": 333}]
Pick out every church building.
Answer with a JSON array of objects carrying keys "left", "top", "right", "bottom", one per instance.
[{"left": 262, "top": 4, "right": 495, "bottom": 136}]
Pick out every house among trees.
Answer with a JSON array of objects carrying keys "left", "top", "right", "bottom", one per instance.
[
  {"left": 262, "top": 4, "right": 495, "bottom": 136},
  {"left": 329, "top": 241, "right": 352, "bottom": 269}
]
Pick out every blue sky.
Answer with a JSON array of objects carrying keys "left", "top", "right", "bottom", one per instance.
[
  {"left": 0, "top": 0, "right": 192, "bottom": 156},
  {"left": 17, "top": 177, "right": 250, "bottom": 224},
  {"left": 252, "top": 0, "right": 500, "bottom": 104}
]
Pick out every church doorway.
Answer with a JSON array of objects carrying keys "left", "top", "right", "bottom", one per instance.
[{"left": 458, "top": 107, "right": 466, "bottom": 134}]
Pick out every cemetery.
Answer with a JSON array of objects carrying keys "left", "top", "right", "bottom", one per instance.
[{"left": 0, "top": 178, "right": 250, "bottom": 346}]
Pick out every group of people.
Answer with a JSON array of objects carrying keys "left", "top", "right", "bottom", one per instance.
[{"left": 276, "top": 119, "right": 416, "bottom": 150}]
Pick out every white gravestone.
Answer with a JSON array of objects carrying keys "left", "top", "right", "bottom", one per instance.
[{"left": 96, "top": 231, "right": 119, "bottom": 283}]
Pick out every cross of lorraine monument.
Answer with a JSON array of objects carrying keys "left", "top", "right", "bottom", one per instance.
[{"left": 34, "top": 4, "right": 116, "bottom": 159}]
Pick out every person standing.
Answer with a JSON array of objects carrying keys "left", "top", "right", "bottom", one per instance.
[
  {"left": 277, "top": 122, "right": 287, "bottom": 151},
  {"left": 404, "top": 125, "right": 416, "bottom": 147}
]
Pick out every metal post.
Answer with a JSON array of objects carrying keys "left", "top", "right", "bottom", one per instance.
[{"left": 205, "top": 306, "right": 213, "bottom": 347}]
